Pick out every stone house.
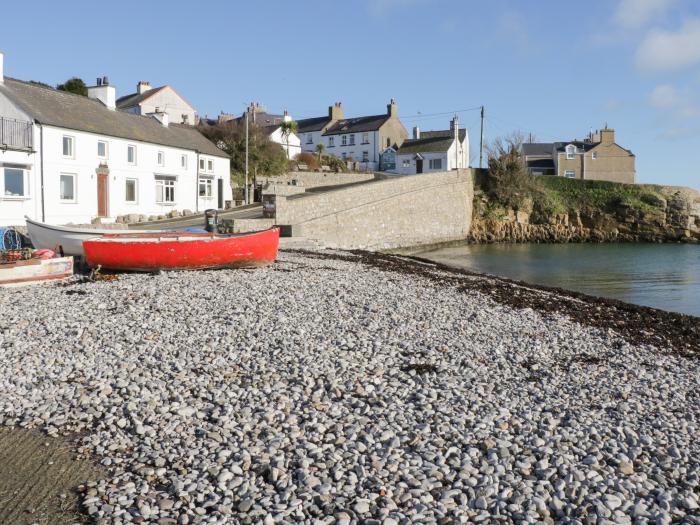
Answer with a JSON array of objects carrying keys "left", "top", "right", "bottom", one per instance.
[
  {"left": 520, "top": 127, "right": 636, "bottom": 184},
  {"left": 116, "top": 81, "right": 196, "bottom": 125},
  {"left": 297, "top": 100, "right": 408, "bottom": 171},
  {"left": 394, "top": 116, "right": 469, "bottom": 175},
  {"left": 0, "top": 52, "right": 231, "bottom": 226}
]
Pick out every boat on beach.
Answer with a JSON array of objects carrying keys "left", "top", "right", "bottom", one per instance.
[
  {"left": 0, "top": 256, "right": 74, "bottom": 287},
  {"left": 83, "top": 227, "right": 280, "bottom": 271}
]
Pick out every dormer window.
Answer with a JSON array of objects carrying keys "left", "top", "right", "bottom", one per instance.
[
  {"left": 566, "top": 145, "right": 576, "bottom": 160},
  {"left": 592, "top": 151, "right": 598, "bottom": 160}
]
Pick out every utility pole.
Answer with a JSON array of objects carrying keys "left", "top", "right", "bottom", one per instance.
[
  {"left": 245, "top": 109, "right": 249, "bottom": 204},
  {"left": 479, "top": 106, "right": 485, "bottom": 169}
]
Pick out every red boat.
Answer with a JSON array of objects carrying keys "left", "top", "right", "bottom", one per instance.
[{"left": 83, "top": 228, "right": 279, "bottom": 271}]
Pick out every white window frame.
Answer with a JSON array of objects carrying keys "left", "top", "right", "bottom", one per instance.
[
  {"left": 207, "top": 159, "right": 214, "bottom": 173},
  {"left": 157, "top": 151, "right": 165, "bottom": 167},
  {"left": 62, "top": 135, "right": 75, "bottom": 158},
  {"left": 181, "top": 154, "right": 188, "bottom": 169},
  {"left": 341, "top": 135, "right": 347, "bottom": 146},
  {"left": 362, "top": 151, "right": 369, "bottom": 162},
  {"left": 566, "top": 145, "right": 576, "bottom": 160},
  {"left": 125, "top": 178, "right": 138, "bottom": 203},
  {"left": 349, "top": 134, "right": 355, "bottom": 146},
  {"left": 2, "top": 167, "right": 30, "bottom": 199},
  {"left": 362, "top": 132, "right": 369, "bottom": 144},
  {"left": 402, "top": 159, "right": 411, "bottom": 168},
  {"left": 429, "top": 158, "right": 442, "bottom": 170},
  {"left": 59, "top": 173, "right": 77, "bottom": 202},
  {"left": 592, "top": 151, "right": 598, "bottom": 160},
  {"left": 199, "top": 158, "right": 205, "bottom": 171},
  {"left": 155, "top": 177, "right": 176, "bottom": 204},
  {"left": 306, "top": 134, "right": 313, "bottom": 144},
  {"left": 328, "top": 137, "right": 335, "bottom": 147},
  {"left": 127, "top": 144, "right": 137, "bottom": 165},
  {"left": 97, "top": 140, "right": 108, "bottom": 160},
  {"left": 199, "top": 177, "right": 213, "bottom": 199},
  {"left": 564, "top": 170, "right": 576, "bottom": 178}
]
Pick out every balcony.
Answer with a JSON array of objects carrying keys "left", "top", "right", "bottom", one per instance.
[{"left": 0, "top": 117, "right": 33, "bottom": 151}]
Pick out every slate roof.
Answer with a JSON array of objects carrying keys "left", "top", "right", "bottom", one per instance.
[
  {"left": 296, "top": 116, "right": 332, "bottom": 133},
  {"left": 248, "top": 112, "right": 284, "bottom": 127},
  {"left": 526, "top": 159, "right": 555, "bottom": 169},
  {"left": 0, "top": 78, "right": 227, "bottom": 158},
  {"left": 397, "top": 129, "right": 466, "bottom": 155},
  {"left": 554, "top": 141, "right": 598, "bottom": 153},
  {"left": 115, "top": 86, "right": 167, "bottom": 109},
  {"left": 521, "top": 142, "right": 554, "bottom": 156},
  {"left": 323, "top": 114, "right": 390, "bottom": 136}
]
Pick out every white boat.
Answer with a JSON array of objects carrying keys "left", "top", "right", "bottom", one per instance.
[
  {"left": 25, "top": 217, "right": 157, "bottom": 256},
  {"left": 0, "top": 256, "right": 74, "bottom": 287}
]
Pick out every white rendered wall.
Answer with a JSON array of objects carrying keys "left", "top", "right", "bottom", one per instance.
[{"left": 138, "top": 87, "right": 196, "bottom": 125}]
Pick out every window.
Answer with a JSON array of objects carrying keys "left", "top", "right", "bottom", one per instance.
[
  {"left": 349, "top": 134, "right": 355, "bottom": 146},
  {"left": 402, "top": 159, "right": 410, "bottom": 168},
  {"left": 362, "top": 151, "right": 369, "bottom": 162},
  {"left": 97, "top": 140, "right": 108, "bottom": 159},
  {"left": 328, "top": 137, "right": 335, "bottom": 147},
  {"left": 341, "top": 152, "right": 347, "bottom": 160},
  {"left": 156, "top": 177, "right": 176, "bottom": 203},
  {"left": 566, "top": 145, "right": 576, "bottom": 160},
  {"left": 181, "top": 155, "right": 187, "bottom": 169},
  {"left": 3, "top": 167, "right": 27, "bottom": 197},
  {"left": 565, "top": 170, "right": 576, "bottom": 178},
  {"left": 157, "top": 151, "right": 165, "bottom": 166},
  {"left": 60, "top": 173, "right": 76, "bottom": 201},
  {"left": 306, "top": 134, "right": 313, "bottom": 144},
  {"left": 429, "top": 158, "right": 442, "bottom": 170},
  {"left": 387, "top": 138, "right": 391, "bottom": 147},
  {"left": 127, "top": 145, "right": 137, "bottom": 164},
  {"left": 199, "top": 178, "right": 213, "bottom": 198},
  {"left": 125, "top": 179, "right": 137, "bottom": 203},
  {"left": 341, "top": 135, "right": 347, "bottom": 146},
  {"left": 207, "top": 159, "right": 214, "bottom": 172},
  {"left": 362, "top": 132, "right": 369, "bottom": 144},
  {"left": 592, "top": 151, "right": 598, "bottom": 160},
  {"left": 199, "top": 158, "right": 205, "bottom": 171},
  {"left": 62, "top": 136, "right": 74, "bottom": 158}
]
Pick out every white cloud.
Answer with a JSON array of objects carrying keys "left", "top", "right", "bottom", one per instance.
[
  {"left": 649, "top": 84, "right": 699, "bottom": 117},
  {"left": 614, "top": 0, "right": 676, "bottom": 29},
  {"left": 635, "top": 18, "right": 700, "bottom": 72}
]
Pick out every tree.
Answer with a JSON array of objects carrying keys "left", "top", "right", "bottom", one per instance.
[
  {"left": 199, "top": 120, "right": 288, "bottom": 186},
  {"left": 279, "top": 120, "right": 298, "bottom": 160},
  {"left": 315, "top": 143, "right": 325, "bottom": 163},
  {"left": 485, "top": 132, "right": 534, "bottom": 210},
  {"left": 56, "top": 77, "right": 88, "bottom": 96}
]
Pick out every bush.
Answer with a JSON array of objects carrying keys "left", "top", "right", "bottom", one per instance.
[
  {"left": 294, "top": 152, "right": 319, "bottom": 171},
  {"left": 326, "top": 156, "right": 348, "bottom": 172}
]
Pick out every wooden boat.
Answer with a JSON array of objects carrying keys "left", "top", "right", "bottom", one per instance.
[
  {"left": 83, "top": 228, "right": 280, "bottom": 271},
  {"left": 0, "top": 256, "right": 74, "bottom": 287},
  {"left": 25, "top": 217, "right": 202, "bottom": 257}
]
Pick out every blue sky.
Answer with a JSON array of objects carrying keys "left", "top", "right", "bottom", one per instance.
[{"left": 2, "top": 0, "right": 699, "bottom": 187}]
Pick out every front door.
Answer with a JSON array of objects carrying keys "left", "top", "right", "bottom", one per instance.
[
  {"left": 217, "top": 178, "right": 224, "bottom": 208},
  {"left": 416, "top": 158, "right": 423, "bottom": 174},
  {"left": 97, "top": 173, "right": 109, "bottom": 217}
]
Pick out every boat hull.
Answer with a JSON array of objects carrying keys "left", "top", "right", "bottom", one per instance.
[
  {"left": 0, "top": 257, "right": 74, "bottom": 287},
  {"left": 83, "top": 228, "right": 280, "bottom": 271}
]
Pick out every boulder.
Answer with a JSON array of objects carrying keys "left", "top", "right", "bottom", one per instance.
[
  {"left": 182, "top": 209, "right": 193, "bottom": 216},
  {"left": 127, "top": 214, "right": 141, "bottom": 223},
  {"left": 168, "top": 210, "right": 181, "bottom": 219}
]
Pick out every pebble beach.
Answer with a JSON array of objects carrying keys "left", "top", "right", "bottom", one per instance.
[{"left": 0, "top": 249, "right": 699, "bottom": 524}]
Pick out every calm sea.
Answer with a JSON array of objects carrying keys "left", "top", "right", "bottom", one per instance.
[{"left": 419, "top": 243, "right": 700, "bottom": 317}]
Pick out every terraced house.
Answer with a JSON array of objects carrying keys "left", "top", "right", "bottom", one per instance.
[
  {"left": 0, "top": 53, "right": 231, "bottom": 227},
  {"left": 521, "top": 127, "right": 636, "bottom": 184},
  {"left": 297, "top": 100, "right": 407, "bottom": 171}
]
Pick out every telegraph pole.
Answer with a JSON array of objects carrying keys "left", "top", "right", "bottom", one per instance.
[
  {"left": 479, "top": 106, "right": 485, "bottom": 169},
  {"left": 245, "top": 109, "right": 249, "bottom": 204}
]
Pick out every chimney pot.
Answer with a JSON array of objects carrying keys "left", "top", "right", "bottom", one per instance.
[
  {"left": 102, "top": 76, "right": 109, "bottom": 86},
  {"left": 413, "top": 126, "right": 420, "bottom": 139}
]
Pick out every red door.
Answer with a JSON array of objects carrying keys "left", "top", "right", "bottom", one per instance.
[{"left": 97, "top": 173, "right": 109, "bottom": 217}]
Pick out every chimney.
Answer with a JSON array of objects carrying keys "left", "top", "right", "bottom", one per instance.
[
  {"left": 87, "top": 76, "right": 116, "bottom": 110},
  {"left": 387, "top": 98, "right": 398, "bottom": 117},
  {"left": 413, "top": 126, "right": 420, "bottom": 139},
  {"left": 283, "top": 109, "right": 292, "bottom": 122},
  {"left": 329, "top": 101, "right": 344, "bottom": 121},
  {"left": 0, "top": 51, "right": 4, "bottom": 84},
  {"left": 600, "top": 127, "right": 615, "bottom": 145},
  {"left": 450, "top": 115, "right": 459, "bottom": 140},
  {"left": 137, "top": 81, "right": 152, "bottom": 95},
  {"left": 149, "top": 109, "right": 169, "bottom": 127}
]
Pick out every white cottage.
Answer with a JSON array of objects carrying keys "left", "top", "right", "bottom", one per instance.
[
  {"left": 116, "top": 81, "right": 197, "bottom": 125},
  {"left": 395, "top": 116, "right": 469, "bottom": 175},
  {"left": 0, "top": 53, "right": 231, "bottom": 227}
]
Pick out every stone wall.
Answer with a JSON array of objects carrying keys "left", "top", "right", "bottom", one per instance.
[
  {"left": 259, "top": 171, "right": 376, "bottom": 189},
  {"left": 273, "top": 170, "right": 474, "bottom": 250}
]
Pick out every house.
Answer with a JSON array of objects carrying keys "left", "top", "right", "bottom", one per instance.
[
  {"left": 395, "top": 116, "right": 469, "bottom": 174},
  {"left": 0, "top": 53, "right": 231, "bottom": 227},
  {"left": 297, "top": 100, "right": 408, "bottom": 171},
  {"left": 213, "top": 103, "right": 301, "bottom": 160},
  {"left": 521, "top": 127, "right": 636, "bottom": 183},
  {"left": 116, "top": 80, "right": 196, "bottom": 125}
]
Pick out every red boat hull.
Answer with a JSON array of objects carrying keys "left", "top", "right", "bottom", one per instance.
[{"left": 83, "top": 228, "right": 279, "bottom": 271}]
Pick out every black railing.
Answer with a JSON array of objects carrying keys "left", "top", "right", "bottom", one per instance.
[{"left": 0, "top": 117, "right": 33, "bottom": 151}]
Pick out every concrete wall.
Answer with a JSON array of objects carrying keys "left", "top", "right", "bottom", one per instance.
[
  {"left": 259, "top": 171, "right": 376, "bottom": 189},
  {"left": 273, "top": 169, "right": 474, "bottom": 250}
]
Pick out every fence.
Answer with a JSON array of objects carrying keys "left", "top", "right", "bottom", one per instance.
[{"left": 0, "top": 117, "right": 33, "bottom": 150}]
